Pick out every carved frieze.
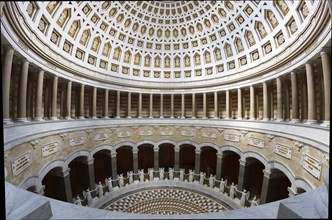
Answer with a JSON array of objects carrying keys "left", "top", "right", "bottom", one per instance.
[
  {"left": 117, "top": 129, "right": 133, "bottom": 138},
  {"left": 302, "top": 153, "right": 322, "bottom": 180},
  {"left": 69, "top": 136, "right": 86, "bottom": 147},
  {"left": 248, "top": 136, "right": 264, "bottom": 148},
  {"left": 160, "top": 128, "right": 174, "bottom": 136},
  {"left": 59, "top": 133, "right": 69, "bottom": 140},
  {"left": 273, "top": 142, "right": 292, "bottom": 159},
  {"left": 42, "top": 141, "right": 60, "bottom": 157},
  {"left": 265, "top": 133, "right": 275, "bottom": 142},
  {"left": 224, "top": 133, "right": 240, "bottom": 142},
  {"left": 201, "top": 130, "right": 217, "bottom": 139},
  {"left": 181, "top": 128, "right": 195, "bottom": 137},
  {"left": 139, "top": 129, "right": 153, "bottom": 136},
  {"left": 94, "top": 133, "right": 109, "bottom": 141},
  {"left": 11, "top": 151, "right": 32, "bottom": 177}
]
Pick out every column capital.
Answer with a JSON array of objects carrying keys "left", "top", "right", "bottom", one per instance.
[
  {"left": 239, "top": 158, "right": 247, "bottom": 166},
  {"left": 216, "top": 152, "right": 223, "bottom": 158},
  {"left": 263, "top": 169, "right": 271, "bottom": 178},
  {"left": 111, "top": 151, "right": 117, "bottom": 157},
  {"left": 153, "top": 146, "right": 159, "bottom": 152},
  {"left": 174, "top": 146, "right": 180, "bottom": 152},
  {"left": 132, "top": 149, "right": 138, "bottom": 154},
  {"left": 195, "top": 148, "right": 201, "bottom": 154}
]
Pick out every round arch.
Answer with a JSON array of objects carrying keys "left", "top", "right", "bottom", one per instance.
[
  {"left": 197, "top": 142, "right": 222, "bottom": 153},
  {"left": 268, "top": 161, "right": 296, "bottom": 187},
  {"left": 156, "top": 139, "right": 178, "bottom": 147},
  {"left": 294, "top": 177, "right": 314, "bottom": 191},
  {"left": 19, "top": 176, "right": 39, "bottom": 190},
  {"left": 113, "top": 141, "right": 136, "bottom": 151},
  {"left": 38, "top": 160, "right": 67, "bottom": 182},
  {"left": 89, "top": 144, "right": 113, "bottom": 159},
  {"left": 242, "top": 151, "right": 269, "bottom": 169},
  {"left": 65, "top": 150, "right": 90, "bottom": 167},
  {"left": 220, "top": 145, "right": 243, "bottom": 157},
  {"left": 178, "top": 140, "right": 199, "bottom": 148}
]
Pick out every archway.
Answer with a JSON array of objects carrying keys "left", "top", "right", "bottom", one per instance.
[
  {"left": 138, "top": 144, "right": 154, "bottom": 172},
  {"left": 42, "top": 167, "right": 69, "bottom": 202},
  {"left": 221, "top": 151, "right": 240, "bottom": 184},
  {"left": 263, "top": 168, "right": 292, "bottom": 203},
  {"left": 179, "top": 144, "right": 195, "bottom": 173},
  {"left": 116, "top": 146, "right": 133, "bottom": 175},
  {"left": 200, "top": 146, "right": 217, "bottom": 176},
  {"left": 242, "top": 157, "right": 265, "bottom": 198},
  {"left": 159, "top": 143, "right": 175, "bottom": 171},
  {"left": 93, "top": 149, "right": 112, "bottom": 183},
  {"left": 68, "top": 156, "right": 91, "bottom": 198}
]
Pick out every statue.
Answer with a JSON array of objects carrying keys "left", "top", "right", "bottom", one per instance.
[
  {"left": 209, "top": 174, "right": 214, "bottom": 188},
  {"left": 118, "top": 174, "right": 124, "bottom": 187},
  {"left": 73, "top": 195, "right": 82, "bottom": 206},
  {"left": 230, "top": 182, "right": 237, "bottom": 199},
  {"left": 188, "top": 169, "right": 194, "bottom": 182},
  {"left": 97, "top": 181, "right": 103, "bottom": 198},
  {"left": 148, "top": 168, "right": 154, "bottom": 181},
  {"left": 169, "top": 168, "right": 174, "bottom": 180},
  {"left": 199, "top": 172, "right": 205, "bottom": 185},
  {"left": 251, "top": 195, "right": 259, "bottom": 207},
  {"left": 83, "top": 188, "right": 92, "bottom": 206},
  {"left": 240, "top": 189, "right": 250, "bottom": 207},
  {"left": 128, "top": 171, "right": 133, "bottom": 184},
  {"left": 219, "top": 178, "right": 227, "bottom": 193},
  {"left": 139, "top": 169, "right": 144, "bottom": 182},
  {"left": 180, "top": 169, "right": 184, "bottom": 181},
  {"left": 106, "top": 177, "right": 113, "bottom": 192},
  {"left": 159, "top": 167, "right": 164, "bottom": 180}
]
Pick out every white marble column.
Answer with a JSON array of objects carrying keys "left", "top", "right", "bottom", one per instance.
[
  {"left": 249, "top": 86, "right": 256, "bottom": 120},
  {"left": 214, "top": 92, "right": 218, "bottom": 119},
  {"left": 203, "top": 93, "right": 207, "bottom": 119},
  {"left": 174, "top": 145, "right": 180, "bottom": 172},
  {"left": 35, "top": 70, "right": 44, "bottom": 121},
  {"left": 149, "top": 93, "right": 153, "bottom": 118},
  {"left": 225, "top": 90, "right": 230, "bottom": 119},
  {"left": 50, "top": 76, "right": 58, "bottom": 120},
  {"left": 127, "top": 92, "right": 131, "bottom": 118},
  {"left": 17, "top": 60, "right": 30, "bottom": 122},
  {"left": 2, "top": 47, "right": 14, "bottom": 124},
  {"left": 181, "top": 94, "right": 185, "bottom": 118},
  {"left": 91, "top": 87, "right": 97, "bottom": 119},
  {"left": 263, "top": 82, "right": 269, "bottom": 121},
  {"left": 111, "top": 151, "right": 118, "bottom": 180},
  {"left": 321, "top": 52, "right": 330, "bottom": 126},
  {"left": 215, "top": 152, "right": 223, "bottom": 183},
  {"left": 305, "top": 63, "right": 317, "bottom": 124},
  {"left": 132, "top": 148, "right": 138, "bottom": 180},
  {"left": 116, "top": 90, "right": 120, "bottom": 118},
  {"left": 276, "top": 77, "right": 283, "bottom": 121},
  {"left": 237, "top": 158, "right": 248, "bottom": 191},
  {"left": 65, "top": 81, "right": 72, "bottom": 120},
  {"left": 160, "top": 94, "right": 163, "bottom": 118},
  {"left": 79, "top": 84, "right": 85, "bottom": 119},
  {"left": 170, "top": 94, "right": 174, "bottom": 118},
  {"left": 290, "top": 72, "right": 300, "bottom": 122},
  {"left": 195, "top": 148, "right": 201, "bottom": 180},
  {"left": 284, "top": 78, "right": 290, "bottom": 121},
  {"left": 104, "top": 89, "right": 109, "bottom": 118},
  {"left": 192, "top": 93, "right": 196, "bottom": 119},
  {"left": 154, "top": 146, "right": 159, "bottom": 171},
  {"left": 237, "top": 88, "right": 242, "bottom": 120},
  {"left": 138, "top": 93, "right": 142, "bottom": 118}
]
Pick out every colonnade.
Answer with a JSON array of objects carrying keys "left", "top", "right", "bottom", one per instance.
[
  {"left": 35, "top": 143, "right": 299, "bottom": 207},
  {"left": 2, "top": 47, "right": 331, "bottom": 126}
]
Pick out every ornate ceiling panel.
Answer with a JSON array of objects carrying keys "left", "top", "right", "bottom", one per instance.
[{"left": 14, "top": 1, "right": 321, "bottom": 84}]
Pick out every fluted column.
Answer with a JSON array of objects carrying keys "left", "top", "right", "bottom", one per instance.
[
  {"left": 263, "top": 82, "right": 269, "bottom": 121},
  {"left": 214, "top": 92, "right": 218, "bottom": 119},
  {"left": 149, "top": 94, "right": 153, "bottom": 118},
  {"left": 65, "top": 81, "right": 72, "bottom": 120},
  {"left": 170, "top": 94, "right": 174, "bottom": 118},
  {"left": 2, "top": 47, "right": 14, "bottom": 124},
  {"left": 249, "top": 85, "right": 256, "bottom": 120},
  {"left": 116, "top": 90, "right": 120, "bottom": 118},
  {"left": 79, "top": 84, "right": 85, "bottom": 119},
  {"left": 127, "top": 92, "right": 131, "bottom": 118},
  {"left": 181, "top": 94, "right": 185, "bottom": 118},
  {"left": 91, "top": 87, "right": 97, "bottom": 119},
  {"left": 35, "top": 70, "right": 44, "bottom": 121},
  {"left": 104, "top": 89, "right": 109, "bottom": 118},
  {"left": 225, "top": 90, "right": 230, "bottom": 119},
  {"left": 138, "top": 93, "right": 142, "bottom": 118},
  {"left": 290, "top": 72, "right": 300, "bottom": 122},
  {"left": 237, "top": 88, "right": 242, "bottom": 120},
  {"left": 276, "top": 77, "right": 283, "bottom": 121},
  {"left": 192, "top": 93, "right": 196, "bottom": 118},
  {"left": 203, "top": 93, "right": 207, "bottom": 119},
  {"left": 17, "top": 60, "right": 29, "bottom": 122},
  {"left": 160, "top": 94, "right": 163, "bottom": 118},
  {"left": 305, "top": 63, "right": 317, "bottom": 124},
  {"left": 321, "top": 52, "right": 330, "bottom": 125}
]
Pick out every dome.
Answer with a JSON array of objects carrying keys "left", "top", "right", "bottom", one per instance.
[{"left": 3, "top": 1, "right": 328, "bottom": 91}]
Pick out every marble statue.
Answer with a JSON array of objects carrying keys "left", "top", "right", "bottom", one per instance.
[
  {"left": 97, "top": 181, "right": 103, "bottom": 198},
  {"left": 180, "top": 169, "right": 184, "bottom": 181},
  {"left": 189, "top": 169, "right": 194, "bottom": 182},
  {"left": 159, "top": 167, "right": 164, "bottom": 180},
  {"left": 106, "top": 177, "right": 113, "bottom": 192},
  {"left": 73, "top": 195, "right": 82, "bottom": 206},
  {"left": 128, "top": 171, "right": 133, "bottom": 184},
  {"left": 219, "top": 178, "right": 227, "bottom": 193},
  {"left": 230, "top": 182, "right": 237, "bottom": 199},
  {"left": 83, "top": 188, "right": 92, "bottom": 206},
  {"left": 199, "top": 172, "right": 205, "bottom": 185},
  {"left": 118, "top": 174, "right": 124, "bottom": 187},
  {"left": 169, "top": 168, "right": 174, "bottom": 180},
  {"left": 251, "top": 195, "right": 259, "bottom": 207},
  {"left": 209, "top": 174, "right": 214, "bottom": 188},
  {"left": 148, "top": 168, "right": 154, "bottom": 181},
  {"left": 240, "top": 189, "right": 250, "bottom": 207},
  {"left": 139, "top": 169, "right": 144, "bottom": 182}
]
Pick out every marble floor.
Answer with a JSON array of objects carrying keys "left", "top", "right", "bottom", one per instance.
[{"left": 104, "top": 187, "right": 229, "bottom": 215}]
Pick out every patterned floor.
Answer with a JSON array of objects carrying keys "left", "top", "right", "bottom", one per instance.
[{"left": 104, "top": 187, "right": 229, "bottom": 215}]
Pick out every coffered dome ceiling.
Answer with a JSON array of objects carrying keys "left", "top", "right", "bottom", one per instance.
[{"left": 9, "top": 1, "right": 325, "bottom": 89}]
